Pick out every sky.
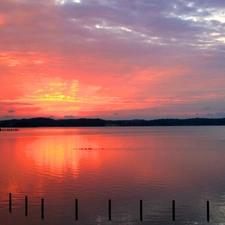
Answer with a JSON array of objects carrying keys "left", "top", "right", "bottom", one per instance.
[{"left": 0, "top": 0, "right": 225, "bottom": 120}]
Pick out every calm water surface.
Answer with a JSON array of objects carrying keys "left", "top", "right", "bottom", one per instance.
[{"left": 1, "top": 126, "right": 225, "bottom": 225}]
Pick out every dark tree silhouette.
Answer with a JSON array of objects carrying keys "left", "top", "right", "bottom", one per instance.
[{"left": 0, "top": 117, "right": 225, "bottom": 127}]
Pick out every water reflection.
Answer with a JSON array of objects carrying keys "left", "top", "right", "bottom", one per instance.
[
  {"left": 25, "top": 137, "right": 82, "bottom": 179},
  {"left": 1, "top": 127, "right": 225, "bottom": 224}
]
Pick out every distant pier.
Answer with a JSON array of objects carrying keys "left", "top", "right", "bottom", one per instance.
[{"left": 0, "top": 128, "right": 19, "bottom": 131}]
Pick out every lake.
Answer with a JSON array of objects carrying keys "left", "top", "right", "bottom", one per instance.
[{"left": 0, "top": 126, "right": 225, "bottom": 224}]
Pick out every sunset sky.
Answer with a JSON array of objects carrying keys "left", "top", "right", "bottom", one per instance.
[{"left": 1, "top": 0, "right": 225, "bottom": 120}]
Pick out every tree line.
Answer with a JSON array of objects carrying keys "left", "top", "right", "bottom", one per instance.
[{"left": 0, "top": 117, "right": 225, "bottom": 127}]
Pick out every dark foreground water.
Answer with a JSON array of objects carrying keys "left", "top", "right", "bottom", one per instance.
[{"left": 0, "top": 126, "right": 225, "bottom": 225}]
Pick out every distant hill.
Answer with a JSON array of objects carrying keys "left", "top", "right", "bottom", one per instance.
[{"left": 0, "top": 117, "right": 225, "bottom": 127}]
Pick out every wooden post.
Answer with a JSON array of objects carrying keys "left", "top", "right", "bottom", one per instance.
[
  {"left": 108, "top": 199, "right": 111, "bottom": 221},
  {"left": 25, "top": 196, "right": 28, "bottom": 217},
  {"left": 140, "top": 200, "right": 143, "bottom": 221},
  {"left": 75, "top": 199, "right": 78, "bottom": 220},
  {"left": 9, "top": 193, "right": 12, "bottom": 213},
  {"left": 172, "top": 200, "right": 175, "bottom": 221},
  {"left": 41, "top": 198, "right": 44, "bottom": 220},
  {"left": 207, "top": 201, "right": 210, "bottom": 222}
]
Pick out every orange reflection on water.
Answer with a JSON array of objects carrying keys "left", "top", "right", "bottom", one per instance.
[
  {"left": 0, "top": 134, "right": 39, "bottom": 196},
  {"left": 25, "top": 136, "right": 82, "bottom": 179},
  {"left": 0, "top": 127, "right": 191, "bottom": 199},
  {"left": 0, "top": 129, "right": 102, "bottom": 197},
  {"left": 25, "top": 129, "right": 118, "bottom": 178}
]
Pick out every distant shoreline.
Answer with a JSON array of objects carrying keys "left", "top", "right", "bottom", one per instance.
[{"left": 0, "top": 117, "right": 225, "bottom": 127}]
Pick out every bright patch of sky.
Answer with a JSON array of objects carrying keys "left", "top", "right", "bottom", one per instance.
[
  {"left": 55, "top": 0, "right": 80, "bottom": 4},
  {"left": 168, "top": 4, "right": 225, "bottom": 24}
]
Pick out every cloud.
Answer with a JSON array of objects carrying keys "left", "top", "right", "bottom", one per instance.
[
  {"left": 203, "top": 106, "right": 211, "bottom": 111},
  {"left": 206, "top": 112, "right": 225, "bottom": 118},
  {"left": 2, "top": 115, "right": 14, "bottom": 120},
  {"left": 8, "top": 109, "right": 15, "bottom": 113},
  {"left": 64, "top": 115, "right": 76, "bottom": 119}
]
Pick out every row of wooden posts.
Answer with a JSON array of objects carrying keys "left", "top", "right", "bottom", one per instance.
[{"left": 8, "top": 193, "right": 210, "bottom": 222}]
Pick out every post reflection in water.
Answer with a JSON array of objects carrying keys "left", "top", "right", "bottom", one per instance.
[{"left": 1, "top": 127, "right": 225, "bottom": 224}]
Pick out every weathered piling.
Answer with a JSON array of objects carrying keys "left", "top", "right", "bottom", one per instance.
[
  {"left": 41, "top": 198, "right": 44, "bottom": 220},
  {"left": 25, "top": 196, "right": 28, "bottom": 217},
  {"left": 207, "top": 201, "right": 210, "bottom": 222},
  {"left": 75, "top": 199, "right": 78, "bottom": 220},
  {"left": 108, "top": 199, "right": 111, "bottom": 221},
  {"left": 140, "top": 200, "right": 143, "bottom": 221},
  {"left": 172, "top": 200, "right": 175, "bottom": 221},
  {"left": 9, "top": 193, "right": 12, "bottom": 213}
]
